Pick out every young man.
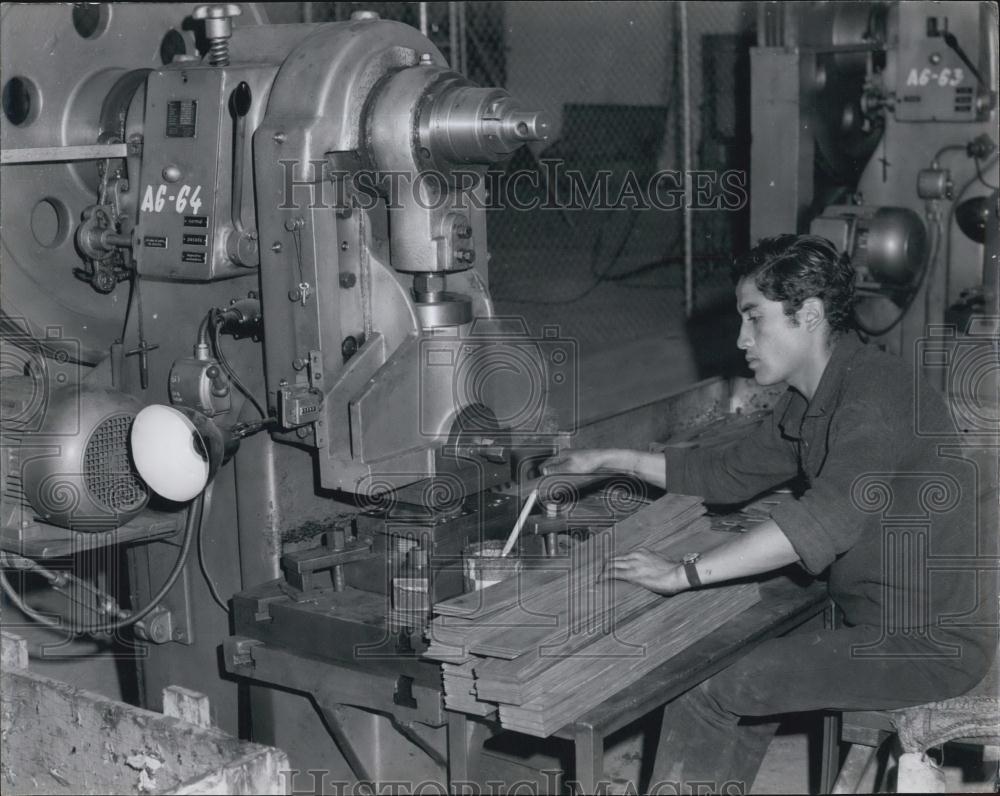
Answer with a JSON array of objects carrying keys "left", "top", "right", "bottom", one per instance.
[{"left": 543, "top": 234, "right": 997, "bottom": 793}]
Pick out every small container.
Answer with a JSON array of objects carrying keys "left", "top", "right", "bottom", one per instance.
[
  {"left": 392, "top": 577, "right": 430, "bottom": 613},
  {"left": 463, "top": 540, "right": 522, "bottom": 592}
]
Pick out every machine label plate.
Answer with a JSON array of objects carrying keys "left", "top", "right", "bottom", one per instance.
[
  {"left": 166, "top": 100, "right": 197, "bottom": 138},
  {"left": 143, "top": 236, "right": 168, "bottom": 248},
  {"left": 181, "top": 251, "right": 206, "bottom": 264},
  {"left": 182, "top": 234, "right": 207, "bottom": 246},
  {"left": 184, "top": 215, "right": 208, "bottom": 228}
]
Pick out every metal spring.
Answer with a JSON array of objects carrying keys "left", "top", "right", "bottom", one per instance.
[{"left": 209, "top": 39, "right": 229, "bottom": 67}]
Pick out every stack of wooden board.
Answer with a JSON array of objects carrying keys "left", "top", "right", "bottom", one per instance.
[{"left": 424, "top": 493, "right": 761, "bottom": 737}]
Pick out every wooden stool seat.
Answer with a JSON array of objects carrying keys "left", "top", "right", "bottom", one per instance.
[{"left": 833, "top": 658, "right": 999, "bottom": 793}]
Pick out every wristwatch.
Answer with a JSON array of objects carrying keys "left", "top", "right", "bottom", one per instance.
[{"left": 682, "top": 552, "right": 702, "bottom": 588}]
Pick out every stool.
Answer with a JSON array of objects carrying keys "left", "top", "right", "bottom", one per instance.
[{"left": 831, "top": 660, "right": 1000, "bottom": 793}]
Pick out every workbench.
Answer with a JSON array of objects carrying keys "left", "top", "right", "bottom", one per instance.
[{"left": 445, "top": 572, "right": 835, "bottom": 794}]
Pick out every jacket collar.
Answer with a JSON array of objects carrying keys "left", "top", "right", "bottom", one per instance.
[{"left": 779, "top": 332, "right": 866, "bottom": 437}]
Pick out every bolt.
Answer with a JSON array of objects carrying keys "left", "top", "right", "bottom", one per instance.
[
  {"left": 419, "top": 53, "right": 434, "bottom": 65},
  {"left": 339, "top": 272, "right": 357, "bottom": 289},
  {"left": 271, "top": 241, "right": 282, "bottom": 253},
  {"left": 284, "top": 217, "right": 305, "bottom": 231},
  {"left": 292, "top": 358, "right": 307, "bottom": 370},
  {"left": 273, "top": 131, "right": 287, "bottom": 144},
  {"left": 456, "top": 224, "right": 472, "bottom": 239},
  {"left": 288, "top": 288, "right": 302, "bottom": 302},
  {"left": 340, "top": 241, "right": 349, "bottom": 251},
  {"left": 296, "top": 426, "right": 310, "bottom": 439},
  {"left": 456, "top": 249, "right": 476, "bottom": 264}
]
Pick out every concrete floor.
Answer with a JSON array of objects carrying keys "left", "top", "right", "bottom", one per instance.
[{"left": 601, "top": 716, "right": 997, "bottom": 794}]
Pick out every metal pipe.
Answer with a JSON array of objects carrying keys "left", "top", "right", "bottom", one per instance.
[
  {"left": 1, "top": 143, "right": 128, "bottom": 165},
  {"left": 680, "top": 1, "right": 694, "bottom": 318},
  {"left": 419, "top": 1, "right": 428, "bottom": 37},
  {"left": 458, "top": 1, "right": 468, "bottom": 76},
  {"left": 449, "top": 2, "right": 459, "bottom": 70}
]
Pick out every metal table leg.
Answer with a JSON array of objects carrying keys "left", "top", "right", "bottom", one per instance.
[
  {"left": 447, "top": 712, "right": 493, "bottom": 794},
  {"left": 573, "top": 721, "right": 604, "bottom": 795},
  {"left": 447, "top": 711, "right": 471, "bottom": 794},
  {"left": 819, "top": 601, "right": 842, "bottom": 794}
]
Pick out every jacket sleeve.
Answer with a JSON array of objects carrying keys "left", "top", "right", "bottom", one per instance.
[
  {"left": 664, "top": 398, "right": 800, "bottom": 504},
  {"left": 770, "top": 398, "right": 899, "bottom": 574}
]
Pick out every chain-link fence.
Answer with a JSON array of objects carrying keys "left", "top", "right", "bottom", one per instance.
[{"left": 280, "top": 2, "right": 754, "bottom": 352}]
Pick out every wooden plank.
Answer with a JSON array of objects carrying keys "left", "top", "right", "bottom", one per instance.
[
  {"left": 433, "top": 494, "right": 703, "bottom": 619},
  {"left": 495, "top": 583, "right": 761, "bottom": 736},
  {"left": 424, "top": 506, "right": 708, "bottom": 661},
  {"left": 469, "top": 517, "right": 713, "bottom": 660},
  {"left": 426, "top": 493, "right": 773, "bottom": 736}
]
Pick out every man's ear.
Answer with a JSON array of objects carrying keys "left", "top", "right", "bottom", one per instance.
[{"left": 799, "top": 297, "right": 826, "bottom": 332}]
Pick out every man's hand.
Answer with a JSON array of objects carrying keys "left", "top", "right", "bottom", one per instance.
[
  {"left": 540, "top": 449, "right": 608, "bottom": 476},
  {"left": 601, "top": 548, "right": 689, "bottom": 596}
]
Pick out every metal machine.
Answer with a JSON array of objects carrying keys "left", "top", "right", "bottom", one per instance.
[
  {"left": 1, "top": 3, "right": 564, "bottom": 784},
  {"left": 751, "top": 0, "right": 999, "bottom": 356}
]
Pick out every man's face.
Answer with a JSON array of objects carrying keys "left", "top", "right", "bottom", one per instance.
[{"left": 735, "top": 279, "right": 812, "bottom": 387}]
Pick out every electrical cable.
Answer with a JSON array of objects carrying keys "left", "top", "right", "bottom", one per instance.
[
  {"left": 119, "top": 269, "right": 137, "bottom": 343},
  {"left": 975, "top": 157, "right": 999, "bottom": 191},
  {"left": 209, "top": 309, "right": 267, "bottom": 418},
  {"left": 0, "top": 492, "right": 204, "bottom": 636},
  {"left": 196, "top": 481, "right": 230, "bottom": 613},
  {"left": 932, "top": 144, "right": 969, "bottom": 167}
]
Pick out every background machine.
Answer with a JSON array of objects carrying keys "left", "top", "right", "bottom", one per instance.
[
  {"left": 2, "top": 1, "right": 997, "bottom": 789},
  {"left": 750, "top": 0, "right": 998, "bottom": 356},
  {"left": 1, "top": 3, "right": 561, "bottom": 783}
]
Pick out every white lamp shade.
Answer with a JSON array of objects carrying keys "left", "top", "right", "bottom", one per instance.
[{"left": 130, "top": 405, "right": 211, "bottom": 502}]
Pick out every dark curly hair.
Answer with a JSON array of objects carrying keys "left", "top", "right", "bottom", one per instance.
[{"left": 731, "top": 234, "right": 857, "bottom": 333}]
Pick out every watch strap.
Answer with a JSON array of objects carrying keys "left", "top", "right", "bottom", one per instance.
[{"left": 683, "top": 555, "right": 702, "bottom": 588}]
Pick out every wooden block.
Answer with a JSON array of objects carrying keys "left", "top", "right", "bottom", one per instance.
[
  {"left": 1, "top": 630, "right": 28, "bottom": 670},
  {"left": 163, "top": 685, "right": 213, "bottom": 728}
]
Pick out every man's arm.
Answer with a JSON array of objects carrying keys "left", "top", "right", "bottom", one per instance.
[
  {"left": 543, "top": 405, "right": 799, "bottom": 503},
  {"left": 542, "top": 448, "right": 667, "bottom": 488},
  {"left": 603, "top": 519, "right": 799, "bottom": 595}
]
